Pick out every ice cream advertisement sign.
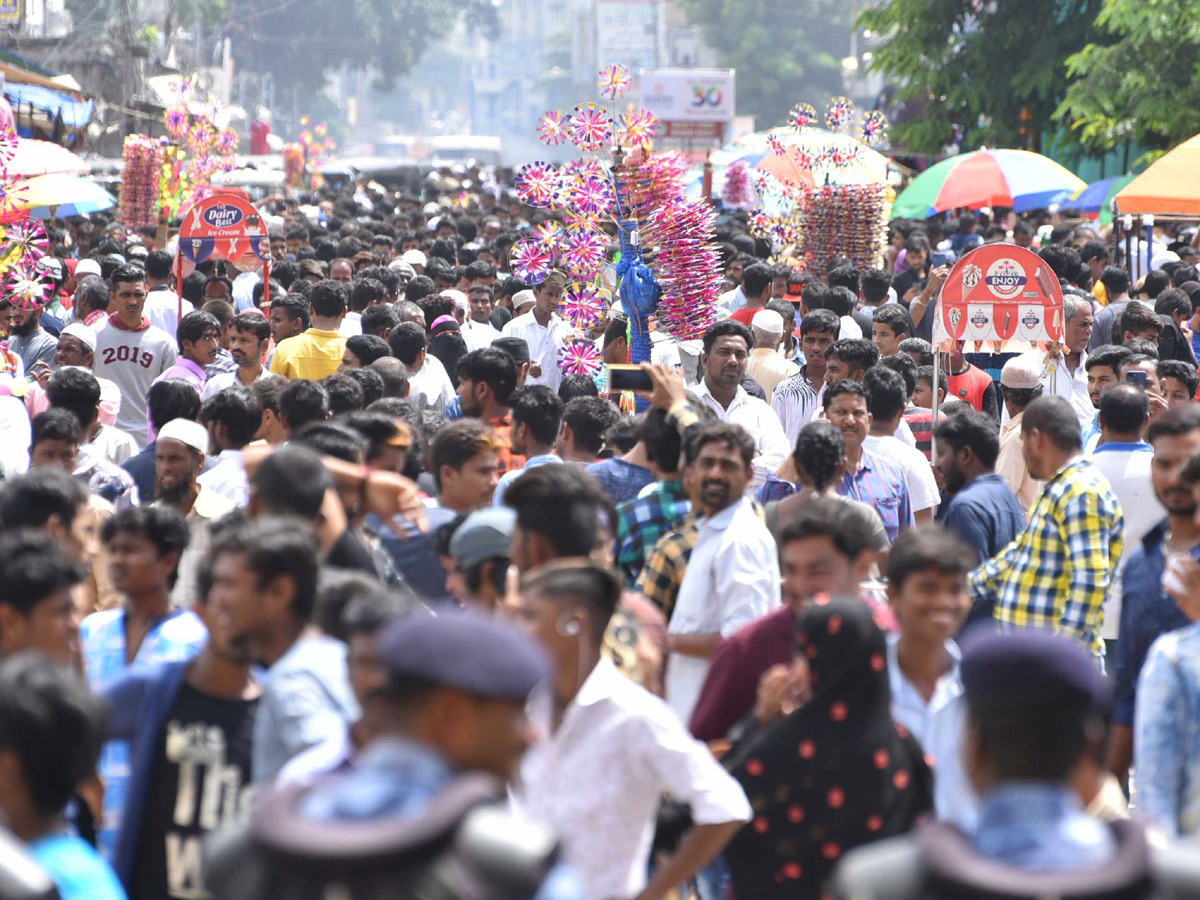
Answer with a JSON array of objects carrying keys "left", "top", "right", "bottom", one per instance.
[{"left": 936, "top": 244, "right": 1063, "bottom": 344}]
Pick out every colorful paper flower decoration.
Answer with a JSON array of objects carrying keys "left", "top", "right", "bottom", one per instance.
[
  {"left": 566, "top": 175, "right": 615, "bottom": 217},
  {"left": 825, "top": 97, "right": 854, "bottom": 131},
  {"left": 538, "top": 110, "right": 569, "bottom": 146},
  {"left": 568, "top": 103, "right": 613, "bottom": 151},
  {"left": 557, "top": 335, "right": 603, "bottom": 377},
  {"left": 3, "top": 218, "right": 48, "bottom": 263},
  {"left": 560, "top": 284, "right": 607, "bottom": 330},
  {"left": 510, "top": 238, "right": 554, "bottom": 285},
  {"left": 4, "top": 260, "right": 52, "bottom": 310},
  {"left": 515, "top": 162, "right": 561, "bottom": 209},
  {"left": 860, "top": 110, "right": 890, "bottom": 146},
  {"left": 791, "top": 103, "right": 819, "bottom": 131},
  {"left": 597, "top": 65, "right": 632, "bottom": 100}
]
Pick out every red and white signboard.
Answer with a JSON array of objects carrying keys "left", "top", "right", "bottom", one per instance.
[{"left": 935, "top": 244, "right": 1064, "bottom": 344}]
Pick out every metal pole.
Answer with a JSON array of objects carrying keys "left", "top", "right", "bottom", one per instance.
[{"left": 931, "top": 349, "right": 940, "bottom": 460}]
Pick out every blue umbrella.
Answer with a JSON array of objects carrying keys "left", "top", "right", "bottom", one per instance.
[{"left": 1070, "top": 174, "right": 1134, "bottom": 214}]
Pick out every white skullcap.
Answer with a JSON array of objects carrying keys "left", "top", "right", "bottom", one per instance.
[
  {"left": 441, "top": 289, "right": 469, "bottom": 310},
  {"left": 157, "top": 418, "right": 209, "bottom": 455},
  {"left": 60, "top": 322, "right": 97, "bottom": 352},
  {"left": 74, "top": 259, "right": 102, "bottom": 279},
  {"left": 401, "top": 249, "right": 427, "bottom": 267},
  {"left": 751, "top": 309, "right": 785, "bottom": 335}
]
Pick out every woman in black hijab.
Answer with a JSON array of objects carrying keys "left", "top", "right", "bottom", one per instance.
[{"left": 725, "top": 595, "right": 933, "bottom": 900}]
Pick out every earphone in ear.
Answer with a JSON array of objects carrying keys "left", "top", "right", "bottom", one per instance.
[{"left": 556, "top": 610, "right": 582, "bottom": 637}]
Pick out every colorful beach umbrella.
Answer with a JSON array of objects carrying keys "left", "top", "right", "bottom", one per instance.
[
  {"left": 16, "top": 173, "right": 115, "bottom": 219},
  {"left": 1114, "top": 134, "right": 1200, "bottom": 216},
  {"left": 892, "top": 149, "right": 1085, "bottom": 218}
]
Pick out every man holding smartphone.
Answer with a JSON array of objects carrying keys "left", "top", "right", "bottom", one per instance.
[{"left": 1118, "top": 354, "right": 1167, "bottom": 430}]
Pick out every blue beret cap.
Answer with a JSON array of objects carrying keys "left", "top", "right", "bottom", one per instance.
[
  {"left": 377, "top": 609, "right": 551, "bottom": 701},
  {"left": 960, "top": 628, "right": 1111, "bottom": 713}
]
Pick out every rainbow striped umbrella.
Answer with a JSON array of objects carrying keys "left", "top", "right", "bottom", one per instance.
[{"left": 892, "top": 149, "right": 1085, "bottom": 218}]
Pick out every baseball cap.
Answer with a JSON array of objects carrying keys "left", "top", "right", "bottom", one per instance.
[
  {"left": 751, "top": 309, "right": 785, "bottom": 334},
  {"left": 783, "top": 273, "right": 808, "bottom": 302},
  {"left": 1000, "top": 354, "right": 1043, "bottom": 390},
  {"left": 449, "top": 507, "right": 516, "bottom": 569}
]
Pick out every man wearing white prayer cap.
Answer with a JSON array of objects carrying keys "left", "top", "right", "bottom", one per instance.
[
  {"left": 154, "top": 417, "right": 236, "bottom": 605},
  {"left": 747, "top": 308, "right": 799, "bottom": 402}
]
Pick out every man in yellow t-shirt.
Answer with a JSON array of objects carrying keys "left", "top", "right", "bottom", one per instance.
[{"left": 270, "top": 279, "right": 348, "bottom": 380}]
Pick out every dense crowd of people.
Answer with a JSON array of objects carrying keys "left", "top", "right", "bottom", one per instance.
[{"left": 3, "top": 180, "right": 1200, "bottom": 900}]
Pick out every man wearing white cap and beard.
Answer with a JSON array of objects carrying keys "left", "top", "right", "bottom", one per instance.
[
  {"left": 153, "top": 418, "right": 236, "bottom": 605},
  {"left": 746, "top": 309, "right": 799, "bottom": 403}
]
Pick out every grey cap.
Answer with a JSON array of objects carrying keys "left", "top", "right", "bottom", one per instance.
[{"left": 449, "top": 507, "right": 515, "bottom": 569}]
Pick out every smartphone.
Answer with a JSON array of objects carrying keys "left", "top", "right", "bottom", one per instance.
[
  {"left": 932, "top": 252, "right": 953, "bottom": 268},
  {"left": 1125, "top": 370, "right": 1148, "bottom": 389},
  {"left": 607, "top": 364, "right": 653, "bottom": 392}
]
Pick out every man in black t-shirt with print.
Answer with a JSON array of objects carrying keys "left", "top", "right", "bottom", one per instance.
[{"left": 104, "top": 535, "right": 261, "bottom": 900}]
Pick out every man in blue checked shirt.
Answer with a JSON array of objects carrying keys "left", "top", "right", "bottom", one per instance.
[
  {"left": 968, "top": 396, "right": 1123, "bottom": 661},
  {"left": 616, "top": 405, "right": 692, "bottom": 583},
  {"left": 81, "top": 507, "right": 208, "bottom": 854}
]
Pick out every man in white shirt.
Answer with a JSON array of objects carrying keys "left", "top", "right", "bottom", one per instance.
[
  {"left": 196, "top": 385, "right": 262, "bottom": 507},
  {"left": 388, "top": 321, "right": 455, "bottom": 413},
  {"left": 501, "top": 271, "right": 571, "bottom": 391},
  {"left": 514, "top": 562, "right": 751, "bottom": 900},
  {"left": 142, "top": 249, "right": 193, "bottom": 338},
  {"left": 863, "top": 367, "right": 940, "bottom": 521},
  {"left": 692, "top": 320, "right": 790, "bottom": 488},
  {"left": 1091, "top": 383, "right": 1166, "bottom": 647},
  {"left": 202, "top": 311, "right": 272, "bottom": 399},
  {"left": 462, "top": 284, "right": 502, "bottom": 351},
  {"left": 666, "top": 422, "right": 781, "bottom": 723}
]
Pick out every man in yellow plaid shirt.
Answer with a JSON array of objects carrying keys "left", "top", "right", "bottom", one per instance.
[{"left": 969, "top": 396, "right": 1124, "bottom": 660}]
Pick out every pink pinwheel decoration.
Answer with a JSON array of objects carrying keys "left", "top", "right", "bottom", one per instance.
[
  {"left": 510, "top": 238, "right": 554, "bottom": 285},
  {"left": 564, "top": 210, "right": 603, "bottom": 234},
  {"left": 562, "top": 230, "right": 606, "bottom": 279},
  {"left": 533, "top": 221, "right": 565, "bottom": 250},
  {"left": 618, "top": 109, "right": 659, "bottom": 145},
  {"left": 0, "top": 130, "right": 16, "bottom": 168},
  {"left": 860, "top": 110, "right": 890, "bottom": 146},
  {"left": 0, "top": 179, "right": 27, "bottom": 224},
  {"left": 597, "top": 65, "right": 632, "bottom": 100},
  {"left": 568, "top": 103, "right": 613, "bottom": 151},
  {"left": 825, "top": 97, "right": 855, "bottom": 131},
  {"left": 4, "top": 260, "right": 52, "bottom": 310},
  {"left": 566, "top": 175, "right": 614, "bottom": 217},
  {"left": 515, "top": 161, "right": 561, "bottom": 209},
  {"left": 792, "top": 147, "right": 816, "bottom": 170},
  {"left": 557, "top": 336, "right": 603, "bottom": 378},
  {"left": 3, "top": 218, "right": 48, "bottom": 263},
  {"left": 791, "top": 103, "right": 819, "bottom": 131},
  {"left": 768, "top": 134, "right": 787, "bottom": 156},
  {"left": 560, "top": 284, "right": 607, "bottom": 330},
  {"left": 538, "top": 110, "right": 569, "bottom": 146}
]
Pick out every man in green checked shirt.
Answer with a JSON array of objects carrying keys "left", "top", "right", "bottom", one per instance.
[{"left": 968, "top": 396, "right": 1124, "bottom": 662}]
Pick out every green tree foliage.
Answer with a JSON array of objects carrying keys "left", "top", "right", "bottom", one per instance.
[
  {"left": 859, "top": 0, "right": 1102, "bottom": 154},
  {"left": 1057, "top": 0, "right": 1200, "bottom": 159},
  {"left": 675, "top": 0, "right": 849, "bottom": 129},
  {"left": 227, "top": 0, "right": 498, "bottom": 96}
]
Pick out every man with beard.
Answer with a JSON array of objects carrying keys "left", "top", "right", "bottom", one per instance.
[
  {"left": 664, "top": 422, "right": 780, "bottom": 724},
  {"left": 691, "top": 320, "right": 789, "bottom": 489},
  {"left": 933, "top": 410, "right": 1026, "bottom": 585},
  {"left": 202, "top": 312, "right": 272, "bottom": 399},
  {"left": 82, "top": 506, "right": 207, "bottom": 855},
  {"left": 104, "top": 537, "right": 260, "bottom": 900},
  {"left": 6, "top": 296, "right": 58, "bottom": 374},
  {"left": 153, "top": 418, "right": 236, "bottom": 605},
  {"left": 1108, "top": 405, "right": 1200, "bottom": 784}
]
